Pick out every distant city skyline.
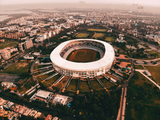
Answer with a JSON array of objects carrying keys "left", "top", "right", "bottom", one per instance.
[{"left": 0, "top": 0, "right": 160, "bottom": 7}]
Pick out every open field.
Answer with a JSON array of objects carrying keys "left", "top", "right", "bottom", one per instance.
[
  {"left": 91, "top": 80, "right": 103, "bottom": 90},
  {"left": 100, "top": 77, "right": 113, "bottom": 88},
  {"left": 3, "top": 62, "right": 32, "bottom": 75},
  {"left": 46, "top": 74, "right": 61, "bottom": 85},
  {"left": 66, "top": 79, "right": 78, "bottom": 91},
  {"left": 88, "top": 28, "right": 106, "bottom": 32},
  {"left": 92, "top": 33, "right": 105, "bottom": 39},
  {"left": 134, "top": 72, "right": 155, "bottom": 86},
  {"left": 40, "top": 74, "right": 50, "bottom": 80},
  {"left": 76, "top": 33, "right": 89, "bottom": 38},
  {"left": 40, "top": 71, "right": 56, "bottom": 79},
  {"left": 146, "top": 51, "right": 160, "bottom": 58},
  {"left": 67, "top": 49, "right": 100, "bottom": 62},
  {"left": 18, "top": 78, "right": 37, "bottom": 94},
  {"left": 42, "top": 81, "right": 51, "bottom": 87},
  {"left": 36, "top": 76, "right": 42, "bottom": 82},
  {"left": 33, "top": 64, "right": 38, "bottom": 70},
  {"left": 80, "top": 81, "right": 90, "bottom": 91},
  {"left": 105, "top": 37, "right": 115, "bottom": 42},
  {"left": 145, "top": 65, "right": 160, "bottom": 84},
  {"left": 0, "top": 41, "right": 18, "bottom": 49},
  {"left": 134, "top": 65, "right": 144, "bottom": 69},
  {"left": 37, "top": 65, "right": 51, "bottom": 68},
  {"left": 125, "top": 72, "right": 160, "bottom": 120}
]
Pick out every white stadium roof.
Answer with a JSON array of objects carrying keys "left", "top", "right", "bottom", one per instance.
[{"left": 50, "top": 39, "right": 115, "bottom": 71}]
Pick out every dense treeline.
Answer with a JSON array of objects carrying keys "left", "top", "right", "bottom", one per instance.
[
  {"left": 71, "top": 90, "right": 121, "bottom": 120},
  {"left": 126, "top": 72, "right": 160, "bottom": 120},
  {"left": 0, "top": 88, "right": 121, "bottom": 120}
]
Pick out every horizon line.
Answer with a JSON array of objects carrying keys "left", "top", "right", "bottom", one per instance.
[{"left": 0, "top": 2, "right": 160, "bottom": 7}]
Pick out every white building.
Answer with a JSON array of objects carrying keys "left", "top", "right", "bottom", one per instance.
[
  {"left": 53, "top": 94, "right": 72, "bottom": 105},
  {"left": 1, "top": 49, "right": 11, "bottom": 60},
  {"left": 50, "top": 39, "right": 115, "bottom": 78},
  {"left": 30, "top": 89, "right": 53, "bottom": 103}
]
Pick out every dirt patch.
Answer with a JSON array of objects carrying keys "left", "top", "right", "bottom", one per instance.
[{"left": 16, "top": 63, "right": 28, "bottom": 69}]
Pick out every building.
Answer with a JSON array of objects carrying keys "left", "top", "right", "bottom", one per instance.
[
  {"left": 1, "top": 82, "right": 17, "bottom": 90},
  {"left": 50, "top": 39, "right": 115, "bottom": 78},
  {"left": 23, "top": 55, "right": 34, "bottom": 60},
  {"left": 30, "top": 89, "right": 53, "bottom": 103},
  {"left": 0, "top": 98, "right": 6, "bottom": 106},
  {"left": 18, "top": 39, "right": 33, "bottom": 51},
  {"left": 52, "top": 94, "right": 72, "bottom": 106},
  {"left": 1, "top": 49, "right": 11, "bottom": 60},
  {"left": 34, "top": 112, "right": 42, "bottom": 119},
  {"left": 45, "top": 114, "right": 52, "bottom": 120},
  {"left": 0, "top": 47, "right": 17, "bottom": 60},
  {"left": 24, "top": 39, "right": 33, "bottom": 49}
]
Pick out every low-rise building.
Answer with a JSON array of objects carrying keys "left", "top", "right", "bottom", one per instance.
[
  {"left": 22, "top": 107, "right": 32, "bottom": 116},
  {"left": 3, "top": 101, "right": 14, "bottom": 109},
  {"left": 1, "top": 49, "right": 11, "bottom": 60},
  {"left": 30, "top": 89, "right": 53, "bottom": 103},
  {"left": 34, "top": 112, "right": 42, "bottom": 119},
  {"left": 52, "top": 117, "right": 59, "bottom": 120},
  {"left": 45, "top": 114, "right": 52, "bottom": 120},
  {"left": 29, "top": 110, "right": 37, "bottom": 117},
  {"left": 0, "top": 98, "right": 6, "bottom": 106},
  {"left": 52, "top": 94, "right": 72, "bottom": 106},
  {"left": 1, "top": 82, "right": 17, "bottom": 90}
]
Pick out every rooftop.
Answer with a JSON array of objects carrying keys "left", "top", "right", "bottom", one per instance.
[
  {"left": 34, "top": 90, "right": 52, "bottom": 99},
  {"left": 50, "top": 39, "right": 115, "bottom": 71}
]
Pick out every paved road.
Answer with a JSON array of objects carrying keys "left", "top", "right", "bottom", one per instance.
[
  {"left": 117, "top": 87, "right": 127, "bottom": 120},
  {"left": 31, "top": 55, "right": 40, "bottom": 83}
]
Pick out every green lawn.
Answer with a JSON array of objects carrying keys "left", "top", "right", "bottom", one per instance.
[
  {"left": 34, "top": 70, "right": 47, "bottom": 75},
  {"left": 80, "top": 81, "right": 90, "bottom": 91},
  {"left": 125, "top": 72, "right": 160, "bottom": 120},
  {"left": 100, "top": 77, "right": 113, "bottom": 88},
  {"left": 0, "top": 41, "right": 18, "bottom": 49},
  {"left": 40, "top": 74, "right": 50, "bottom": 80},
  {"left": 36, "top": 76, "right": 42, "bottom": 82},
  {"left": 146, "top": 51, "right": 160, "bottom": 58},
  {"left": 66, "top": 79, "right": 78, "bottom": 91},
  {"left": 3, "top": 62, "right": 32, "bottom": 75},
  {"left": 145, "top": 65, "right": 160, "bottom": 84},
  {"left": 134, "top": 72, "right": 154, "bottom": 86},
  {"left": 134, "top": 65, "right": 144, "bottom": 69},
  {"left": 91, "top": 80, "right": 103, "bottom": 90},
  {"left": 88, "top": 28, "right": 106, "bottom": 32},
  {"left": 37, "top": 65, "right": 51, "bottom": 68},
  {"left": 139, "top": 43, "right": 150, "bottom": 49},
  {"left": 43, "top": 81, "right": 51, "bottom": 87},
  {"left": 76, "top": 33, "right": 89, "bottom": 38},
  {"left": 33, "top": 64, "right": 38, "bottom": 70},
  {"left": 92, "top": 33, "right": 105, "bottom": 39},
  {"left": 105, "top": 37, "right": 115, "bottom": 42},
  {"left": 67, "top": 49, "right": 100, "bottom": 62},
  {"left": 46, "top": 74, "right": 61, "bottom": 85},
  {"left": 71, "top": 50, "right": 95, "bottom": 62},
  {"left": 18, "top": 77, "right": 37, "bottom": 94}
]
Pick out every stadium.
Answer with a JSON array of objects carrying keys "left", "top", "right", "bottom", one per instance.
[{"left": 50, "top": 39, "right": 115, "bottom": 78}]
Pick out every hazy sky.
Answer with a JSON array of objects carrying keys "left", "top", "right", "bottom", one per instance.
[{"left": 0, "top": 0, "right": 160, "bottom": 6}]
